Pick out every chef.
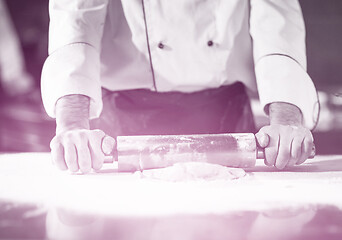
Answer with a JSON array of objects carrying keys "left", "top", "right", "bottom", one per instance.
[{"left": 41, "top": 0, "right": 319, "bottom": 173}]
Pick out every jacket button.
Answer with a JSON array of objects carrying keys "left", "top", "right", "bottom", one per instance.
[
  {"left": 207, "top": 40, "right": 214, "bottom": 47},
  {"left": 158, "top": 43, "right": 164, "bottom": 49}
]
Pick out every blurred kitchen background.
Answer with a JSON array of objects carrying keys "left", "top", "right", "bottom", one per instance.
[{"left": 0, "top": 0, "right": 341, "bottom": 154}]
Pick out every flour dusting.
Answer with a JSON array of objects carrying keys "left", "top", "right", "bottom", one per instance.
[{"left": 139, "top": 162, "right": 246, "bottom": 181}]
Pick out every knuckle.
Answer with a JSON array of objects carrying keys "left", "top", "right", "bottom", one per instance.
[
  {"left": 281, "top": 125, "right": 290, "bottom": 132},
  {"left": 63, "top": 131, "right": 75, "bottom": 142},
  {"left": 93, "top": 129, "right": 105, "bottom": 138},
  {"left": 78, "top": 130, "right": 88, "bottom": 139},
  {"left": 50, "top": 135, "right": 64, "bottom": 149},
  {"left": 255, "top": 132, "right": 262, "bottom": 139},
  {"left": 61, "top": 130, "right": 90, "bottom": 143},
  {"left": 259, "top": 126, "right": 271, "bottom": 134}
]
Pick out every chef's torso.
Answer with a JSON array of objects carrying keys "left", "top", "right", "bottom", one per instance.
[{"left": 100, "top": 0, "right": 256, "bottom": 93}]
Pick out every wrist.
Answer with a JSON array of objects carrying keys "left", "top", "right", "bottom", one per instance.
[
  {"left": 55, "top": 94, "right": 90, "bottom": 134},
  {"left": 268, "top": 102, "right": 303, "bottom": 127}
]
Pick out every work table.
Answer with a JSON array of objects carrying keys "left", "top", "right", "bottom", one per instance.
[{"left": 0, "top": 153, "right": 342, "bottom": 239}]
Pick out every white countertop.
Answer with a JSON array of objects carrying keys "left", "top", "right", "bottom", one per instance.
[{"left": 0, "top": 153, "right": 342, "bottom": 217}]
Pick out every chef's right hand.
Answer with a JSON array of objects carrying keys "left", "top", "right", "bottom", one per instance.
[{"left": 50, "top": 129, "right": 115, "bottom": 174}]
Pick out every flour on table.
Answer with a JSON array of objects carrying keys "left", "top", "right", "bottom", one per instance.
[{"left": 138, "top": 162, "right": 246, "bottom": 181}]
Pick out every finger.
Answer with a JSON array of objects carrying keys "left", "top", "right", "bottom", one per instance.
[
  {"left": 255, "top": 131, "right": 270, "bottom": 148},
  {"left": 288, "top": 138, "right": 302, "bottom": 167},
  {"left": 303, "top": 138, "right": 314, "bottom": 159},
  {"left": 50, "top": 135, "right": 59, "bottom": 150},
  {"left": 51, "top": 142, "right": 67, "bottom": 171},
  {"left": 101, "top": 135, "right": 116, "bottom": 155},
  {"left": 75, "top": 139, "right": 92, "bottom": 174},
  {"left": 264, "top": 134, "right": 279, "bottom": 167},
  {"left": 64, "top": 141, "right": 79, "bottom": 172},
  {"left": 275, "top": 136, "right": 291, "bottom": 170},
  {"left": 291, "top": 137, "right": 304, "bottom": 161},
  {"left": 50, "top": 136, "right": 59, "bottom": 165},
  {"left": 297, "top": 138, "right": 313, "bottom": 165},
  {"left": 89, "top": 136, "right": 105, "bottom": 171}
]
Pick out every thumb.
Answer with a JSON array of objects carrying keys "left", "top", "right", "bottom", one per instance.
[
  {"left": 255, "top": 131, "right": 270, "bottom": 148},
  {"left": 101, "top": 135, "right": 116, "bottom": 155}
]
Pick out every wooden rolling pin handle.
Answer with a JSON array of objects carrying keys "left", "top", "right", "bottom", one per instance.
[{"left": 256, "top": 144, "right": 316, "bottom": 159}]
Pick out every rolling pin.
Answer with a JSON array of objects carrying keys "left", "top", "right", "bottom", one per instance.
[{"left": 104, "top": 133, "right": 315, "bottom": 172}]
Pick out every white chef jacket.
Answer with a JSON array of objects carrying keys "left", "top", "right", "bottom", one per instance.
[{"left": 41, "top": 0, "right": 319, "bottom": 129}]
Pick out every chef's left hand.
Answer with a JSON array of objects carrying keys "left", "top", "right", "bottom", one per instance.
[
  {"left": 254, "top": 102, "right": 314, "bottom": 170},
  {"left": 256, "top": 124, "right": 313, "bottom": 169}
]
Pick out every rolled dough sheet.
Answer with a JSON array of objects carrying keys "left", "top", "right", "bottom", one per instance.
[{"left": 138, "top": 162, "right": 246, "bottom": 181}]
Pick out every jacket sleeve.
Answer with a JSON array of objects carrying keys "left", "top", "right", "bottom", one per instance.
[
  {"left": 249, "top": 0, "right": 319, "bottom": 129},
  {"left": 41, "top": 0, "right": 108, "bottom": 119}
]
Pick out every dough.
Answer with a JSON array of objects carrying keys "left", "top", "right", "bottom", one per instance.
[{"left": 139, "top": 162, "right": 246, "bottom": 181}]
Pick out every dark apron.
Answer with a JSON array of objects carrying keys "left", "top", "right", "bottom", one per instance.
[{"left": 91, "top": 82, "right": 255, "bottom": 137}]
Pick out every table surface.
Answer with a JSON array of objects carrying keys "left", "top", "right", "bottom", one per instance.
[{"left": 1, "top": 153, "right": 342, "bottom": 240}]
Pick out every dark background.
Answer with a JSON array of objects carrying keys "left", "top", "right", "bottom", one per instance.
[
  {"left": 301, "top": 0, "right": 342, "bottom": 90},
  {"left": 0, "top": 0, "right": 341, "bottom": 153}
]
